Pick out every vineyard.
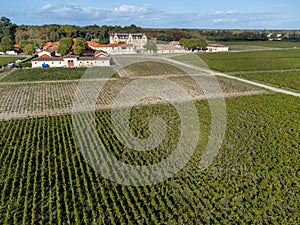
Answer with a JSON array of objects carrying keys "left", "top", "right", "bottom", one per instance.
[
  {"left": 0, "top": 75, "right": 263, "bottom": 120},
  {"left": 232, "top": 71, "right": 300, "bottom": 92},
  {"left": 0, "top": 51, "right": 299, "bottom": 224},
  {"left": 217, "top": 41, "right": 300, "bottom": 48},
  {"left": 198, "top": 49, "right": 300, "bottom": 72},
  {"left": 123, "top": 61, "right": 186, "bottom": 77},
  {"left": 0, "top": 93, "right": 299, "bottom": 224},
  {"left": 0, "top": 67, "right": 117, "bottom": 82}
]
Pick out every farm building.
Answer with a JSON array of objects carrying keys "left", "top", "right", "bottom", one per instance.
[
  {"left": 206, "top": 44, "right": 229, "bottom": 52},
  {"left": 87, "top": 42, "right": 136, "bottom": 55},
  {"left": 31, "top": 51, "right": 111, "bottom": 68},
  {"left": 156, "top": 43, "right": 188, "bottom": 54},
  {"left": 268, "top": 33, "right": 283, "bottom": 41},
  {"left": 42, "top": 40, "right": 136, "bottom": 55}
]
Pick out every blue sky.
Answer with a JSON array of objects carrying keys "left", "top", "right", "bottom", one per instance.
[{"left": 1, "top": 0, "right": 299, "bottom": 29}]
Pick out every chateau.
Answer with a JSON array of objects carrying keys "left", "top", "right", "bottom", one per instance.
[{"left": 110, "top": 33, "right": 148, "bottom": 49}]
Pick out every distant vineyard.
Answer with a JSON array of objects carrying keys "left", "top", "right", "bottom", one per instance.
[
  {"left": 217, "top": 41, "right": 300, "bottom": 48},
  {"left": 198, "top": 49, "right": 300, "bottom": 72},
  {"left": 123, "top": 61, "right": 186, "bottom": 77},
  {"left": 0, "top": 93, "right": 299, "bottom": 224}
]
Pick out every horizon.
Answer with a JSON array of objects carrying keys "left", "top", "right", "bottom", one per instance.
[
  {"left": 5, "top": 22, "right": 300, "bottom": 31},
  {"left": 1, "top": 0, "right": 299, "bottom": 29}
]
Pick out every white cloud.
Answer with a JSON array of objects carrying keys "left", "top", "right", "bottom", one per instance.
[
  {"left": 32, "top": 4, "right": 298, "bottom": 29},
  {"left": 36, "top": 4, "right": 153, "bottom": 24},
  {"left": 39, "top": 4, "right": 52, "bottom": 11},
  {"left": 213, "top": 18, "right": 238, "bottom": 23},
  {"left": 113, "top": 5, "right": 150, "bottom": 14},
  {"left": 213, "top": 10, "right": 239, "bottom": 15}
]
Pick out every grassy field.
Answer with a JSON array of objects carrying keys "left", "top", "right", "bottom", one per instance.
[
  {"left": 123, "top": 61, "right": 186, "bottom": 77},
  {"left": 232, "top": 71, "right": 300, "bottom": 92},
  {"left": 0, "top": 93, "right": 299, "bottom": 224},
  {"left": 0, "top": 56, "right": 25, "bottom": 67},
  {"left": 0, "top": 67, "right": 117, "bottom": 82},
  {"left": 217, "top": 41, "right": 300, "bottom": 49},
  {"left": 198, "top": 49, "right": 300, "bottom": 72}
]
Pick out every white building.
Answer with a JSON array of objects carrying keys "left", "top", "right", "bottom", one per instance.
[
  {"left": 156, "top": 43, "right": 188, "bottom": 54},
  {"left": 206, "top": 44, "right": 229, "bottom": 53},
  {"left": 268, "top": 33, "right": 282, "bottom": 41},
  {"left": 5, "top": 51, "right": 18, "bottom": 55},
  {"left": 87, "top": 42, "right": 136, "bottom": 55},
  {"left": 31, "top": 52, "right": 111, "bottom": 68},
  {"left": 110, "top": 33, "right": 147, "bottom": 49}
]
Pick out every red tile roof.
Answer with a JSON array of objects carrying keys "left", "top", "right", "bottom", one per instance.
[
  {"left": 87, "top": 41, "right": 133, "bottom": 48},
  {"left": 31, "top": 57, "right": 63, "bottom": 62},
  {"left": 39, "top": 54, "right": 52, "bottom": 58},
  {"left": 43, "top": 42, "right": 59, "bottom": 51}
]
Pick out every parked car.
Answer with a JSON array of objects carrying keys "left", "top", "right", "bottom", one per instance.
[
  {"left": 42, "top": 63, "right": 49, "bottom": 68},
  {"left": 8, "top": 63, "right": 15, "bottom": 68}
]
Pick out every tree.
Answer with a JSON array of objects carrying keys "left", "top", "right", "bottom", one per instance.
[
  {"left": 23, "top": 44, "right": 36, "bottom": 55},
  {"left": 57, "top": 37, "right": 73, "bottom": 56},
  {"left": 0, "top": 17, "right": 16, "bottom": 40},
  {"left": 144, "top": 41, "right": 157, "bottom": 54},
  {"left": 179, "top": 38, "right": 187, "bottom": 47},
  {"left": 73, "top": 37, "right": 88, "bottom": 56},
  {"left": 179, "top": 38, "right": 207, "bottom": 51},
  {"left": 19, "top": 40, "right": 34, "bottom": 49},
  {"left": 49, "top": 30, "right": 60, "bottom": 42},
  {"left": 60, "top": 25, "right": 77, "bottom": 37},
  {"left": 199, "top": 39, "right": 208, "bottom": 50},
  {"left": 99, "top": 26, "right": 110, "bottom": 44},
  {"left": 0, "top": 36, "right": 13, "bottom": 52}
]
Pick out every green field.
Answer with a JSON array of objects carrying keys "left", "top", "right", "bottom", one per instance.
[
  {"left": 0, "top": 67, "right": 117, "bottom": 82},
  {"left": 232, "top": 71, "right": 300, "bottom": 92},
  {"left": 124, "top": 61, "right": 186, "bottom": 77},
  {"left": 0, "top": 93, "right": 299, "bottom": 224},
  {"left": 0, "top": 56, "right": 25, "bottom": 67},
  {"left": 198, "top": 49, "right": 300, "bottom": 72},
  {"left": 217, "top": 41, "right": 300, "bottom": 49}
]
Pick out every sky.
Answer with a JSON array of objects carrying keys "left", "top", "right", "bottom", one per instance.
[{"left": 1, "top": 0, "right": 300, "bottom": 29}]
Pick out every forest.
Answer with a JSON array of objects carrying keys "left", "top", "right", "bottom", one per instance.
[{"left": 1, "top": 16, "right": 300, "bottom": 52}]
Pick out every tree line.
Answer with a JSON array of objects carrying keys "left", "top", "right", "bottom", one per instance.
[{"left": 1, "top": 16, "right": 300, "bottom": 54}]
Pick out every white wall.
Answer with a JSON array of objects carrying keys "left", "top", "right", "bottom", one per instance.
[
  {"left": 79, "top": 60, "right": 110, "bottom": 67},
  {"left": 32, "top": 58, "right": 110, "bottom": 68},
  {"left": 110, "top": 47, "right": 136, "bottom": 55},
  {"left": 207, "top": 46, "right": 229, "bottom": 52},
  {"left": 32, "top": 60, "right": 64, "bottom": 68}
]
